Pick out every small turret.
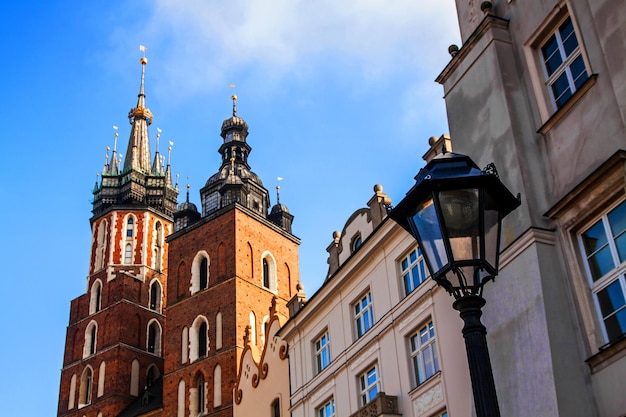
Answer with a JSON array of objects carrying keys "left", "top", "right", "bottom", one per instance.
[
  {"left": 174, "top": 184, "right": 200, "bottom": 231},
  {"left": 269, "top": 185, "right": 294, "bottom": 233}
]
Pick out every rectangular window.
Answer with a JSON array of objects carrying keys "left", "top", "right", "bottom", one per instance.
[
  {"left": 315, "top": 331, "right": 331, "bottom": 373},
  {"left": 540, "top": 16, "right": 589, "bottom": 110},
  {"left": 317, "top": 398, "right": 335, "bottom": 417},
  {"left": 358, "top": 365, "right": 380, "bottom": 406},
  {"left": 410, "top": 321, "right": 440, "bottom": 386},
  {"left": 400, "top": 247, "right": 428, "bottom": 296},
  {"left": 579, "top": 200, "right": 626, "bottom": 343},
  {"left": 354, "top": 292, "right": 374, "bottom": 338}
]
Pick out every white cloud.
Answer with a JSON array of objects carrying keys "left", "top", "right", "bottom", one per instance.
[{"left": 121, "top": 0, "right": 460, "bottom": 99}]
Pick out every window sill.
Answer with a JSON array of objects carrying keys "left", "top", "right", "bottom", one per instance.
[
  {"left": 408, "top": 370, "right": 442, "bottom": 397},
  {"left": 538, "top": 74, "right": 597, "bottom": 135},
  {"left": 586, "top": 333, "right": 626, "bottom": 373}
]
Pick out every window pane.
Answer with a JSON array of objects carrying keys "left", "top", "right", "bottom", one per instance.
[
  {"left": 597, "top": 281, "right": 626, "bottom": 318},
  {"left": 368, "top": 385, "right": 378, "bottom": 402},
  {"left": 613, "top": 233, "right": 626, "bottom": 264},
  {"left": 588, "top": 246, "right": 615, "bottom": 281},
  {"left": 363, "top": 310, "right": 371, "bottom": 332},
  {"left": 559, "top": 18, "right": 577, "bottom": 56},
  {"left": 570, "top": 55, "right": 588, "bottom": 89},
  {"left": 608, "top": 201, "right": 626, "bottom": 239},
  {"left": 541, "top": 36, "right": 561, "bottom": 75},
  {"left": 552, "top": 72, "right": 572, "bottom": 108},
  {"left": 604, "top": 307, "right": 626, "bottom": 342},
  {"left": 582, "top": 221, "right": 608, "bottom": 255}
]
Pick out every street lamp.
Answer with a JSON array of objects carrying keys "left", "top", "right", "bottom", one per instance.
[{"left": 388, "top": 151, "right": 520, "bottom": 417}]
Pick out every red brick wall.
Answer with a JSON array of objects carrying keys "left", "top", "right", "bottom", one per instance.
[
  {"left": 58, "top": 208, "right": 173, "bottom": 417},
  {"left": 161, "top": 207, "right": 299, "bottom": 416}
]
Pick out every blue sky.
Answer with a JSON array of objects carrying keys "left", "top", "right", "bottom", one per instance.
[{"left": 0, "top": 1, "right": 459, "bottom": 414}]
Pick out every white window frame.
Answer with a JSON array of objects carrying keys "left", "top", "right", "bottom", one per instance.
[
  {"left": 578, "top": 199, "right": 626, "bottom": 344},
  {"left": 317, "top": 398, "right": 336, "bottom": 417},
  {"left": 354, "top": 291, "right": 374, "bottom": 339},
  {"left": 358, "top": 364, "right": 380, "bottom": 406},
  {"left": 399, "top": 246, "right": 428, "bottom": 296},
  {"left": 409, "top": 321, "right": 440, "bottom": 387},
  {"left": 524, "top": 5, "right": 593, "bottom": 125},
  {"left": 539, "top": 14, "right": 589, "bottom": 111},
  {"left": 314, "top": 330, "right": 331, "bottom": 374}
]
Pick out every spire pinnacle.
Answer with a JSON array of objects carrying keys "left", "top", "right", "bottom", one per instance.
[
  {"left": 104, "top": 147, "right": 110, "bottom": 173},
  {"left": 94, "top": 173, "right": 100, "bottom": 192},
  {"left": 152, "top": 128, "right": 164, "bottom": 174},
  {"left": 276, "top": 185, "right": 281, "bottom": 205},
  {"left": 232, "top": 94, "right": 238, "bottom": 117},
  {"left": 125, "top": 47, "right": 153, "bottom": 172},
  {"left": 165, "top": 145, "right": 173, "bottom": 186},
  {"left": 111, "top": 126, "right": 120, "bottom": 174}
]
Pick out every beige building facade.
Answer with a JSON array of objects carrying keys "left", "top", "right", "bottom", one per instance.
[
  {"left": 437, "top": 1, "right": 626, "bottom": 416},
  {"left": 235, "top": 176, "right": 476, "bottom": 417}
]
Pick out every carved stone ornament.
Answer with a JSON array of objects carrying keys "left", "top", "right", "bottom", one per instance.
[{"left": 412, "top": 384, "right": 443, "bottom": 416}]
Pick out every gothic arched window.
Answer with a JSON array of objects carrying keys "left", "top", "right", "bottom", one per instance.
[
  {"left": 263, "top": 258, "right": 270, "bottom": 288},
  {"left": 196, "top": 374, "right": 206, "bottom": 416},
  {"left": 261, "top": 252, "right": 277, "bottom": 292},
  {"left": 126, "top": 217, "right": 134, "bottom": 237},
  {"left": 191, "top": 252, "right": 210, "bottom": 295},
  {"left": 153, "top": 221, "right": 163, "bottom": 270},
  {"left": 200, "top": 257, "right": 208, "bottom": 290},
  {"left": 90, "top": 280, "right": 102, "bottom": 314},
  {"left": 199, "top": 321, "right": 208, "bottom": 358},
  {"left": 147, "top": 320, "right": 162, "bottom": 356},
  {"left": 149, "top": 280, "right": 162, "bottom": 312},
  {"left": 124, "top": 243, "right": 133, "bottom": 264},
  {"left": 190, "top": 316, "right": 209, "bottom": 362},
  {"left": 83, "top": 321, "right": 98, "bottom": 358},
  {"left": 78, "top": 366, "right": 93, "bottom": 407}
]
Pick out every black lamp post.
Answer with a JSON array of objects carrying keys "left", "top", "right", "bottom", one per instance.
[{"left": 388, "top": 152, "right": 520, "bottom": 417}]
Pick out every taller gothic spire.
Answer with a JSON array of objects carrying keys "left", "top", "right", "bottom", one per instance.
[
  {"left": 124, "top": 56, "right": 153, "bottom": 172},
  {"left": 92, "top": 53, "right": 178, "bottom": 219}
]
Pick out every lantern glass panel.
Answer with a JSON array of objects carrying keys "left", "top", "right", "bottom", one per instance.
[
  {"left": 411, "top": 198, "right": 448, "bottom": 275},
  {"left": 438, "top": 189, "right": 480, "bottom": 263},
  {"left": 484, "top": 190, "right": 500, "bottom": 272}
]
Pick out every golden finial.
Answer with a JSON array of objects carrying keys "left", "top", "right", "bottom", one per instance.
[
  {"left": 156, "top": 127, "right": 161, "bottom": 152},
  {"left": 139, "top": 45, "right": 148, "bottom": 65},
  {"left": 229, "top": 83, "right": 237, "bottom": 116}
]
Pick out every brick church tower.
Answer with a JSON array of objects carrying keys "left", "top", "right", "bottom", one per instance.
[
  {"left": 58, "top": 55, "right": 299, "bottom": 417},
  {"left": 161, "top": 95, "right": 300, "bottom": 416},
  {"left": 57, "top": 56, "right": 178, "bottom": 417}
]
